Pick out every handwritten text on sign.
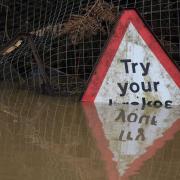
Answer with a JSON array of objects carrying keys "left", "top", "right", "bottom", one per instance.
[{"left": 117, "top": 59, "right": 172, "bottom": 109}]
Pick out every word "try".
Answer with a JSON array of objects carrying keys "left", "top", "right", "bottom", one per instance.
[{"left": 120, "top": 59, "right": 150, "bottom": 76}]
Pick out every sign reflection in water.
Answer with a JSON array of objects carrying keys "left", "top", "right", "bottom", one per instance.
[{"left": 82, "top": 103, "right": 180, "bottom": 180}]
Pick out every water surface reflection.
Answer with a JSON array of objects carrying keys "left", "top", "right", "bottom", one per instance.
[
  {"left": 0, "top": 87, "right": 107, "bottom": 180},
  {"left": 0, "top": 86, "right": 180, "bottom": 180},
  {"left": 82, "top": 103, "right": 180, "bottom": 180}
]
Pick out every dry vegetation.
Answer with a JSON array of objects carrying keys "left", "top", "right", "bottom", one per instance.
[
  {"left": 61, "top": 0, "right": 117, "bottom": 44},
  {"left": 31, "top": 0, "right": 117, "bottom": 44}
]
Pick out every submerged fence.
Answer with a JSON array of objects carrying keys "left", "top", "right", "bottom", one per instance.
[{"left": 0, "top": 0, "right": 179, "bottom": 96}]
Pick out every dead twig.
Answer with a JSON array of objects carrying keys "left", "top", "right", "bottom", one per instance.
[{"left": 31, "top": 0, "right": 117, "bottom": 44}]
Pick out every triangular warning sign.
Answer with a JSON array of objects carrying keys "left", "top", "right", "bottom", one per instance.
[
  {"left": 82, "top": 9, "right": 180, "bottom": 105},
  {"left": 82, "top": 103, "right": 180, "bottom": 180}
]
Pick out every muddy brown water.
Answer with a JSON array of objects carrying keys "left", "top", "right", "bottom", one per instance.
[{"left": 0, "top": 85, "right": 179, "bottom": 180}]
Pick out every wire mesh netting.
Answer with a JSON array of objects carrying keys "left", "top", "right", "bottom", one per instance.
[{"left": 0, "top": 0, "right": 179, "bottom": 96}]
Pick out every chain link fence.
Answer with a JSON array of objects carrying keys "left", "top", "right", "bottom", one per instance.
[{"left": 0, "top": 0, "right": 179, "bottom": 96}]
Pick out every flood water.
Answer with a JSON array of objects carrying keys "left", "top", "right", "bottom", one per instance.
[{"left": 0, "top": 85, "right": 180, "bottom": 180}]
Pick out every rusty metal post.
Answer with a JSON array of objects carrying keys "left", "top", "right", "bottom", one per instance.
[
  {"left": 0, "top": 33, "right": 52, "bottom": 94},
  {"left": 27, "top": 35, "right": 49, "bottom": 85}
]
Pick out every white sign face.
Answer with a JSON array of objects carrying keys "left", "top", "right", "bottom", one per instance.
[
  {"left": 82, "top": 9, "right": 180, "bottom": 106},
  {"left": 95, "top": 23, "right": 180, "bottom": 105},
  {"left": 82, "top": 103, "right": 180, "bottom": 179}
]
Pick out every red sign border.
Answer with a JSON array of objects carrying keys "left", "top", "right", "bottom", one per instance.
[{"left": 81, "top": 8, "right": 180, "bottom": 102}]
